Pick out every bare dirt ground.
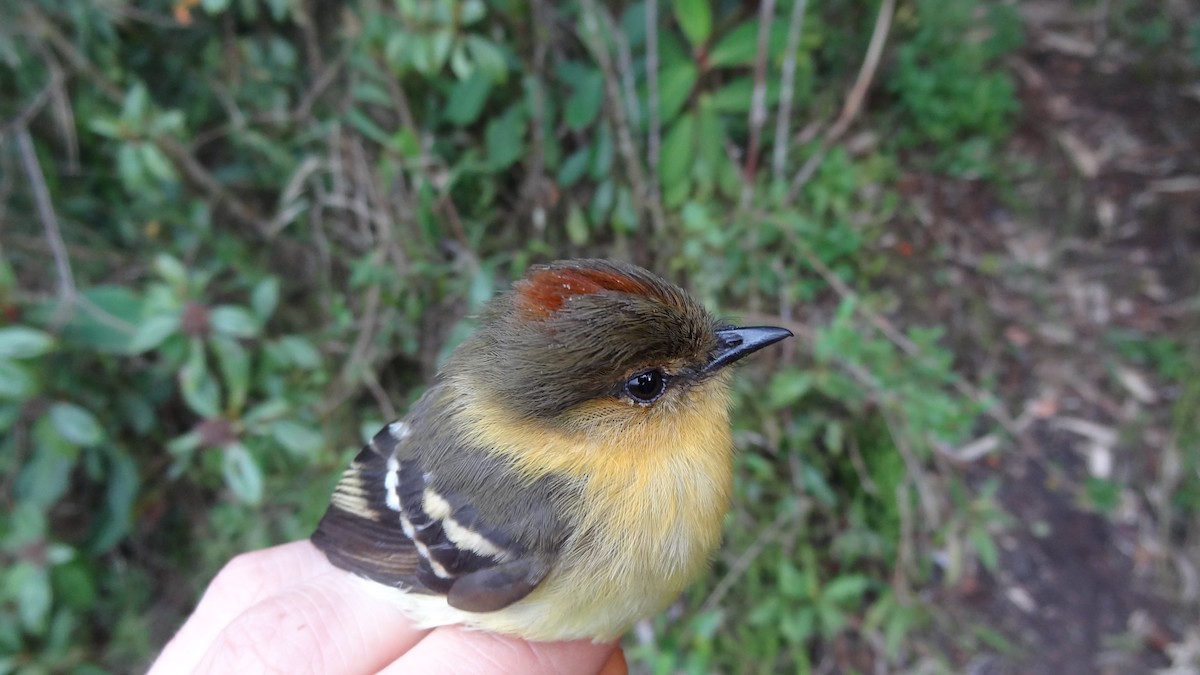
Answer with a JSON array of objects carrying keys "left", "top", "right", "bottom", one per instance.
[{"left": 894, "top": 3, "right": 1200, "bottom": 672}]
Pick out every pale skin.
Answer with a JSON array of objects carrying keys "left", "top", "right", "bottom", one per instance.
[{"left": 149, "top": 541, "right": 626, "bottom": 675}]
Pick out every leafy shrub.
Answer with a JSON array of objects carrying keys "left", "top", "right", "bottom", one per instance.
[{"left": 0, "top": 0, "right": 1021, "bottom": 671}]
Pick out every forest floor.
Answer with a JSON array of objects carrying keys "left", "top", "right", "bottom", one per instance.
[{"left": 893, "top": 3, "right": 1199, "bottom": 672}]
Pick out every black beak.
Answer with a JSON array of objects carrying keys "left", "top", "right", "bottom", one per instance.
[{"left": 703, "top": 326, "right": 793, "bottom": 374}]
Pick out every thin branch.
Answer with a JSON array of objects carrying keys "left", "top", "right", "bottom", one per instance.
[
  {"left": 1, "top": 75, "right": 57, "bottom": 137},
  {"left": 376, "top": 64, "right": 470, "bottom": 248},
  {"left": 579, "top": 0, "right": 662, "bottom": 233},
  {"left": 190, "top": 49, "right": 348, "bottom": 151},
  {"left": 785, "top": 0, "right": 895, "bottom": 203},
  {"left": 30, "top": 7, "right": 268, "bottom": 234},
  {"left": 700, "top": 501, "right": 805, "bottom": 614},
  {"left": 758, "top": 210, "right": 1019, "bottom": 432},
  {"left": 739, "top": 0, "right": 777, "bottom": 210},
  {"left": 598, "top": 6, "right": 640, "bottom": 130},
  {"left": 881, "top": 404, "right": 941, "bottom": 526},
  {"left": 771, "top": 0, "right": 811, "bottom": 184},
  {"left": 644, "top": 0, "right": 662, "bottom": 219},
  {"left": 15, "top": 126, "right": 77, "bottom": 325},
  {"left": 524, "top": 0, "right": 551, "bottom": 232}
]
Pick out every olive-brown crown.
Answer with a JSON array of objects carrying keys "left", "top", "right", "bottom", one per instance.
[{"left": 446, "top": 259, "right": 726, "bottom": 421}]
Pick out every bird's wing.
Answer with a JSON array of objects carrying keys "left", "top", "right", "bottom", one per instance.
[{"left": 311, "top": 422, "right": 555, "bottom": 613}]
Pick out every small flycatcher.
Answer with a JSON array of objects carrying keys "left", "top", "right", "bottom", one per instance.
[{"left": 312, "top": 258, "right": 792, "bottom": 642}]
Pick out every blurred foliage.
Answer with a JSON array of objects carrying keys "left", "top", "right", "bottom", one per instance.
[{"left": 0, "top": 0, "right": 1024, "bottom": 671}]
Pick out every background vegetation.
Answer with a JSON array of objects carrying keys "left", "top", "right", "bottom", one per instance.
[{"left": 2, "top": 0, "right": 1197, "bottom": 672}]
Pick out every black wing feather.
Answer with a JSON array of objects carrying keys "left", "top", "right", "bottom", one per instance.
[{"left": 311, "top": 421, "right": 559, "bottom": 611}]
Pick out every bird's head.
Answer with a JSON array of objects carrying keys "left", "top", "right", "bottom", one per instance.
[{"left": 447, "top": 259, "right": 791, "bottom": 437}]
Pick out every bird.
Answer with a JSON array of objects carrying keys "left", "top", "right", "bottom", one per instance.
[{"left": 311, "top": 258, "right": 792, "bottom": 642}]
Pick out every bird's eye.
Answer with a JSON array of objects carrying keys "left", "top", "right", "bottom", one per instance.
[{"left": 624, "top": 369, "right": 667, "bottom": 404}]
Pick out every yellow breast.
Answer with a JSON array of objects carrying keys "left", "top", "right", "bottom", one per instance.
[{"left": 450, "top": 376, "right": 735, "bottom": 640}]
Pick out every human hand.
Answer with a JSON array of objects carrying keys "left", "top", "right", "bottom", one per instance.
[{"left": 149, "top": 540, "right": 626, "bottom": 674}]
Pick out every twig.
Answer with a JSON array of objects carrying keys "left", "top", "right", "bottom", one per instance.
[
  {"left": 376, "top": 64, "right": 470, "bottom": 248},
  {"left": 578, "top": 0, "right": 663, "bottom": 234},
  {"left": 785, "top": 0, "right": 895, "bottom": 203},
  {"left": 880, "top": 405, "right": 941, "bottom": 525},
  {"left": 740, "top": 0, "right": 777, "bottom": 210},
  {"left": 700, "top": 501, "right": 805, "bottom": 614},
  {"left": 524, "top": 0, "right": 551, "bottom": 232},
  {"left": 190, "top": 49, "right": 348, "bottom": 151},
  {"left": 757, "top": 210, "right": 1020, "bottom": 433},
  {"left": 598, "top": 6, "right": 640, "bottom": 130},
  {"left": 15, "top": 126, "right": 77, "bottom": 325},
  {"left": 1, "top": 78, "right": 55, "bottom": 135},
  {"left": 30, "top": 7, "right": 267, "bottom": 234},
  {"left": 892, "top": 481, "right": 914, "bottom": 602},
  {"left": 644, "top": 0, "right": 662, "bottom": 226},
  {"left": 771, "top": 0, "right": 811, "bottom": 185}
]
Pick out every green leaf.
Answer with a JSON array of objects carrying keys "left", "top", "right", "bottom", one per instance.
[
  {"left": 690, "top": 610, "right": 724, "bottom": 640},
  {"left": 411, "top": 29, "right": 454, "bottom": 75},
  {"left": 767, "top": 371, "right": 812, "bottom": 409},
  {"left": 270, "top": 336, "right": 322, "bottom": 370},
  {"left": 565, "top": 204, "right": 590, "bottom": 246},
  {"left": 659, "top": 113, "right": 695, "bottom": 193},
  {"left": 823, "top": 574, "right": 871, "bottom": 604},
  {"left": 611, "top": 186, "right": 638, "bottom": 233},
  {"left": 128, "top": 313, "right": 180, "bottom": 354},
  {"left": 211, "top": 336, "right": 250, "bottom": 414},
  {"left": 166, "top": 430, "right": 202, "bottom": 477},
  {"left": 29, "top": 285, "right": 144, "bottom": 354},
  {"left": 271, "top": 420, "right": 324, "bottom": 460},
  {"left": 8, "top": 563, "right": 52, "bottom": 635},
  {"left": 90, "top": 452, "right": 139, "bottom": 552},
  {"left": 657, "top": 61, "right": 698, "bottom": 123},
  {"left": 51, "top": 559, "right": 96, "bottom": 610},
  {"left": 709, "top": 20, "right": 790, "bottom": 68},
  {"left": 121, "top": 82, "right": 150, "bottom": 123},
  {"left": 117, "top": 143, "right": 145, "bottom": 191},
  {"left": 709, "top": 77, "right": 755, "bottom": 113},
  {"left": 694, "top": 95, "right": 722, "bottom": 192},
  {"left": 556, "top": 147, "right": 591, "bottom": 188},
  {"left": 466, "top": 36, "right": 507, "bottom": 81},
  {"left": 672, "top": 0, "right": 712, "bottom": 47},
  {"left": 709, "top": 20, "right": 757, "bottom": 67},
  {"left": 17, "top": 417, "right": 77, "bottom": 508},
  {"left": 817, "top": 603, "right": 847, "bottom": 637},
  {"left": 564, "top": 70, "right": 604, "bottom": 131},
  {"left": 154, "top": 254, "right": 189, "bottom": 290},
  {"left": 0, "top": 360, "right": 38, "bottom": 400},
  {"left": 251, "top": 277, "right": 280, "bottom": 321},
  {"left": 971, "top": 527, "right": 999, "bottom": 571},
  {"left": 138, "top": 143, "right": 178, "bottom": 184},
  {"left": 486, "top": 105, "right": 526, "bottom": 170},
  {"left": 589, "top": 124, "right": 614, "bottom": 178},
  {"left": 779, "top": 607, "right": 815, "bottom": 644},
  {"left": 346, "top": 108, "right": 393, "bottom": 146},
  {"left": 243, "top": 399, "right": 290, "bottom": 427},
  {"left": 222, "top": 443, "right": 263, "bottom": 505},
  {"left": 589, "top": 179, "right": 615, "bottom": 224},
  {"left": 778, "top": 559, "right": 805, "bottom": 598},
  {"left": 823, "top": 420, "right": 844, "bottom": 455},
  {"left": 0, "top": 326, "right": 55, "bottom": 359},
  {"left": 209, "top": 305, "right": 260, "bottom": 338},
  {"left": 445, "top": 70, "right": 493, "bottom": 125},
  {"left": 180, "top": 339, "right": 221, "bottom": 418},
  {"left": 48, "top": 403, "right": 104, "bottom": 446}
]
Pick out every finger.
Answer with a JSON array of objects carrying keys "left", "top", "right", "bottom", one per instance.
[
  {"left": 600, "top": 647, "right": 629, "bottom": 675},
  {"left": 379, "top": 624, "right": 621, "bottom": 675},
  {"left": 190, "top": 566, "right": 432, "bottom": 675},
  {"left": 150, "top": 540, "right": 334, "bottom": 674}
]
